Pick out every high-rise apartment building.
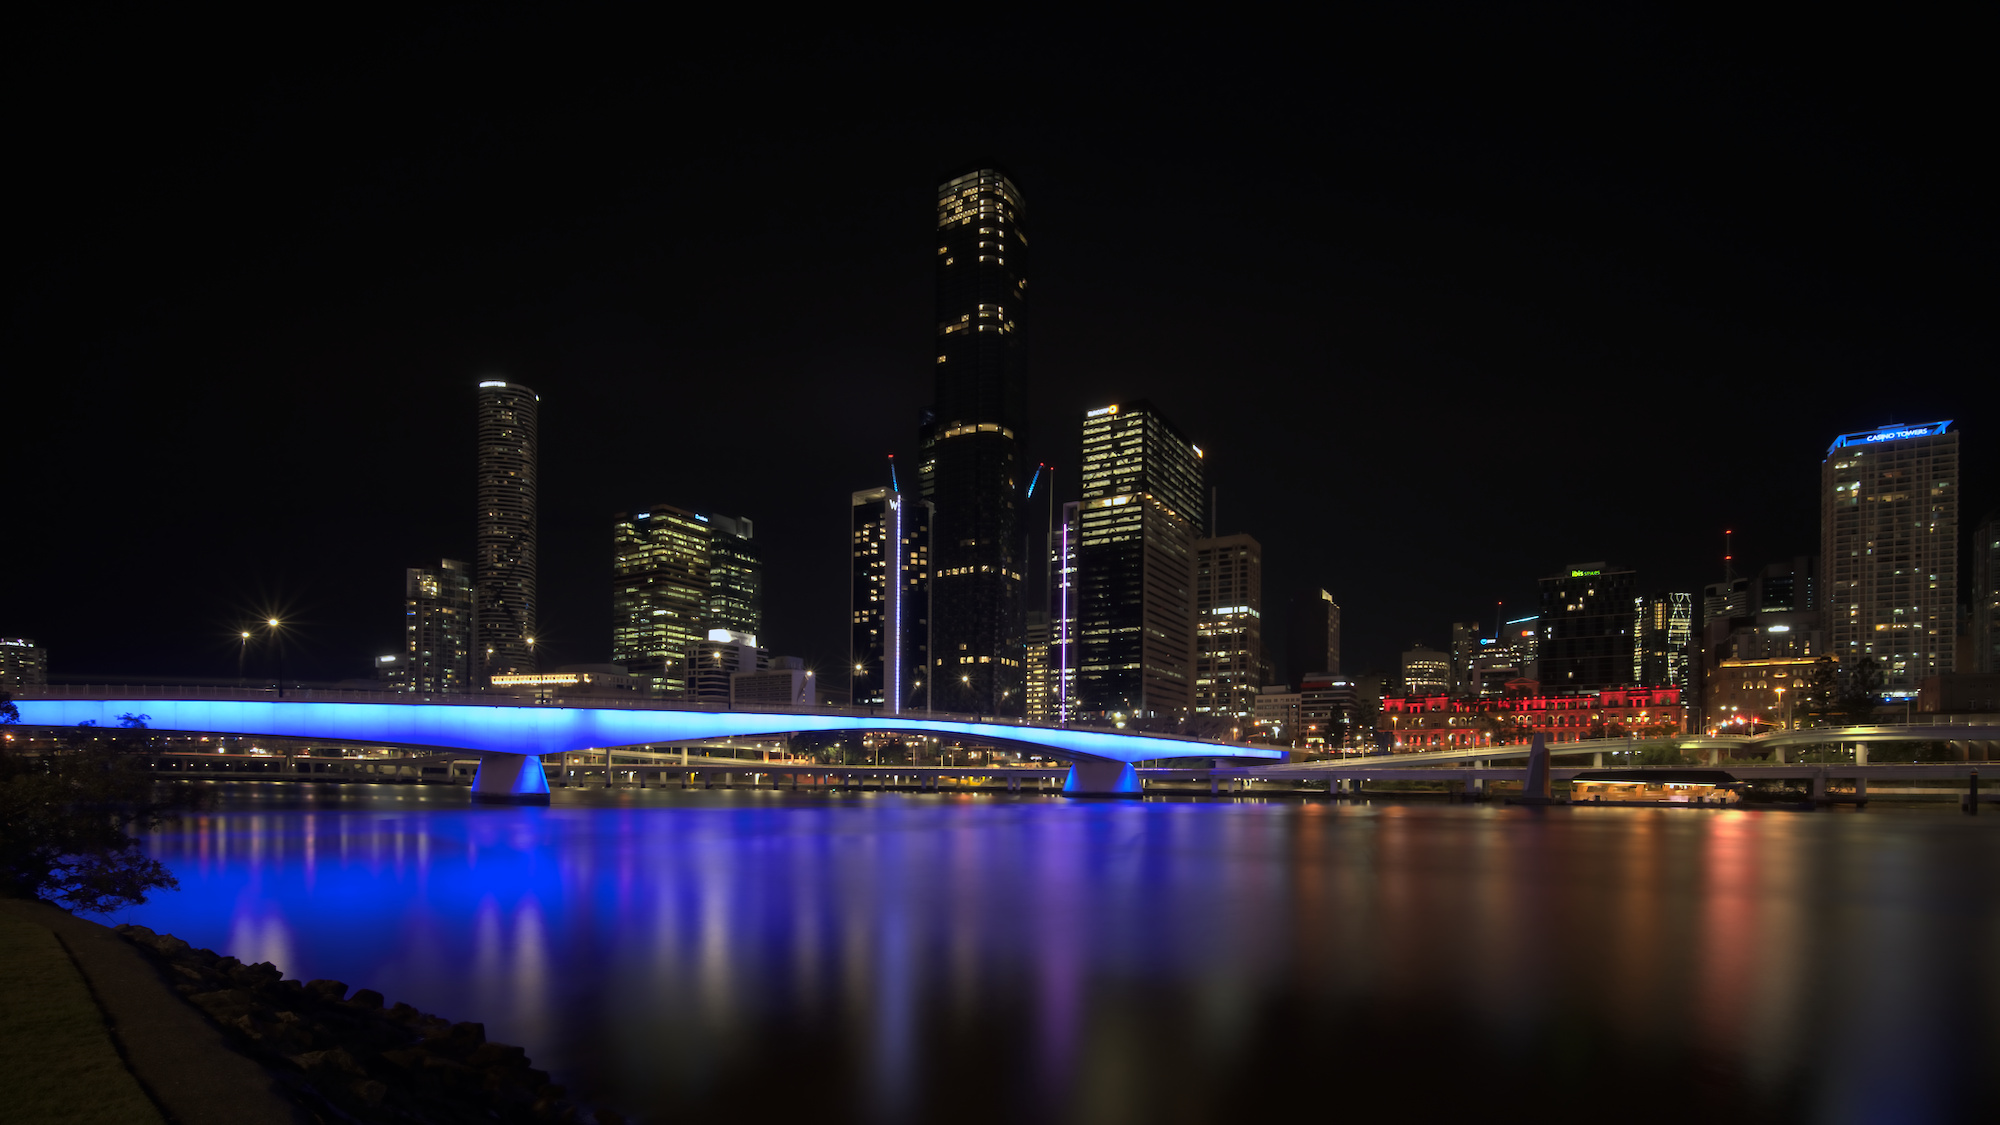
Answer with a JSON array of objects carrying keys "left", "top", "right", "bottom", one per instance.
[
  {"left": 612, "top": 505, "right": 711, "bottom": 698},
  {"left": 1285, "top": 589, "right": 1341, "bottom": 681},
  {"left": 1194, "top": 534, "right": 1264, "bottom": 719},
  {"left": 1976, "top": 509, "right": 1999, "bottom": 673},
  {"left": 851, "top": 486, "right": 933, "bottom": 712},
  {"left": 1539, "top": 563, "right": 1638, "bottom": 693},
  {"left": 403, "top": 559, "right": 474, "bottom": 694},
  {"left": 920, "top": 167, "right": 1029, "bottom": 716},
  {"left": 1076, "top": 401, "right": 1204, "bottom": 718},
  {"left": 1024, "top": 611, "right": 1053, "bottom": 720},
  {"left": 1822, "top": 421, "right": 1959, "bottom": 696},
  {"left": 475, "top": 380, "right": 538, "bottom": 684}
]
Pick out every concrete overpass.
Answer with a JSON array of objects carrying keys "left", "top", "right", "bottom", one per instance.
[{"left": 8, "top": 696, "right": 1283, "bottom": 799}]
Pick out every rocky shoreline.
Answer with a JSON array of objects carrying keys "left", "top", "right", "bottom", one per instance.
[{"left": 114, "top": 925, "right": 620, "bottom": 1124}]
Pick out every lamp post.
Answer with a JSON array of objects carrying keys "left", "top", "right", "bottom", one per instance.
[
  {"left": 267, "top": 618, "right": 284, "bottom": 698},
  {"left": 238, "top": 630, "right": 252, "bottom": 688}
]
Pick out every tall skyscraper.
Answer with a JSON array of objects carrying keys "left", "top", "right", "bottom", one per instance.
[
  {"left": 1024, "top": 610, "right": 1053, "bottom": 720},
  {"left": 1194, "top": 534, "right": 1264, "bottom": 719},
  {"left": 612, "top": 504, "right": 711, "bottom": 698},
  {"left": 921, "top": 167, "right": 1029, "bottom": 716},
  {"left": 475, "top": 380, "right": 538, "bottom": 684},
  {"left": 705, "top": 514, "right": 763, "bottom": 639},
  {"left": 404, "top": 559, "right": 473, "bottom": 694},
  {"left": 1076, "top": 401, "right": 1204, "bottom": 718},
  {"left": 1053, "top": 500, "right": 1080, "bottom": 720},
  {"left": 1976, "top": 509, "right": 1999, "bottom": 673},
  {"left": 1822, "top": 421, "right": 1960, "bottom": 696},
  {"left": 1285, "top": 588, "right": 1341, "bottom": 682},
  {"left": 1539, "top": 563, "right": 1638, "bottom": 693},
  {"left": 851, "top": 485, "right": 932, "bottom": 712}
]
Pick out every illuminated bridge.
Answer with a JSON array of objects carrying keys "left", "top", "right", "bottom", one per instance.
[{"left": 10, "top": 697, "right": 1284, "bottom": 800}]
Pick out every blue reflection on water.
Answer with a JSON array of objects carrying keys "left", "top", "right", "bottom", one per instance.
[{"left": 112, "top": 785, "right": 2000, "bottom": 1123}]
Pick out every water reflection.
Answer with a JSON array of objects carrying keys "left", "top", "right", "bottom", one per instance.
[{"left": 113, "top": 786, "right": 2000, "bottom": 1123}]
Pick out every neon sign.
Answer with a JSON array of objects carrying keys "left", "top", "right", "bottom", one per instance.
[{"left": 1827, "top": 421, "right": 1950, "bottom": 454}]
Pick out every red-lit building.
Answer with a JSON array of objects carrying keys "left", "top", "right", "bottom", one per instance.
[{"left": 1378, "top": 686, "right": 1684, "bottom": 750}]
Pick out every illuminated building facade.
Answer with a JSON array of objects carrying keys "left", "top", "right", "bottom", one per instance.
[
  {"left": 921, "top": 167, "right": 1029, "bottom": 716},
  {"left": 1076, "top": 401, "right": 1204, "bottom": 718},
  {"left": 475, "top": 380, "right": 538, "bottom": 684},
  {"left": 1634, "top": 590, "right": 1694, "bottom": 688},
  {"left": 1299, "top": 674, "right": 1361, "bottom": 746},
  {"left": 0, "top": 637, "right": 47, "bottom": 693},
  {"left": 1284, "top": 588, "right": 1341, "bottom": 681},
  {"left": 612, "top": 505, "right": 711, "bottom": 698},
  {"left": 1822, "top": 421, "right": 1959, "bottom": 695},
  {"left": 1538, "top": 564, "right": 1637, "bottom": 693},
  {"left": 403, "top": 558, "right": 473, "bottom": 695},
  {"left": 1380, "top": 687, "right": 1685, "bottom": 749},
  {"left": 1194, "top": 534, "right": 1264, "bottom": 719},
  {"left": 1024, "top": 611, "right": 1053, "bottom": 719},
  {"left": 1705, "top": 657, "right": 1819, "bottom": 731},
  {"left": 851, "top": 486, "right": 932, "bottom": 712},
  {"left": 694, "top": 631, "right": 761, "bottom": 704}
]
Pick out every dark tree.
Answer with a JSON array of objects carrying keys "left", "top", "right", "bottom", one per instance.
[
  {"left": 0, "top": 713, "right": 194, "bottom": 913},
  {"left": 1837, "top": 656, "right": 1885, "bottom": 724}
]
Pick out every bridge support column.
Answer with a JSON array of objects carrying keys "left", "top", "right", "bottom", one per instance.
[
  {"left": 1812, "top": 772, "right": 1827, "bottom": 800},
  {"left": 1772, "top": 746, "right": 1786, "bottom": 764},
  {"left": 1063, "top": 760, "right": 1141, "bottom": 798},
  {"left": 1593, "top": 752, "right": 1604, "bottom": 768},
  {"left": 470, "top": 752, "right": 551, "bottom": 805},
  {"left": 1856, "top": 743, "right": 1868, "bottom": 767}
]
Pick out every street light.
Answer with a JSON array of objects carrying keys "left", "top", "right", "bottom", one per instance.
[
  {"left": 265, "top": 618, "right": 284, "bottom": 697},
  {"left": 238, "top": 630, "right": 252, "bottom": 687}
]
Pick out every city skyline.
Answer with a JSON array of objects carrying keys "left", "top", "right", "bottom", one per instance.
[{"left": 9, "top": 17, "right": 1991, "bottom": 688}]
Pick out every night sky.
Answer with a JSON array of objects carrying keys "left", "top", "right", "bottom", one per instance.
[{"left": 9, "top": 10, "right": 1990, "bottom": 686}]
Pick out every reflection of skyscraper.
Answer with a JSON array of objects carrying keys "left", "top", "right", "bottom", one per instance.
[
  {"left": 1076, "top": 401, "right": 1204, "bottom": 718},
  {"left": 404, "top": 559, "right": 473, "bottom": 694},
  {"left": 1823, "top": 421, "right": 1960, "bottom": 696},
  {"left": 851, "top": 485, "right": 932, "bottom": 712},
  {"left": 921, "top": 167, "right": 1029, "bottom": 716},
  {"left": 475, "top": 380, "right": 538, "bottom": 684}
]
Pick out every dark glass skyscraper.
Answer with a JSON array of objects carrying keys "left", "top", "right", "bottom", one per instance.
[
  {"left": 921, "top": 167, "right": 1029, "bottom": 715},
  {"left": 475, "top": 380, "right": 538, "bottom": 684}
]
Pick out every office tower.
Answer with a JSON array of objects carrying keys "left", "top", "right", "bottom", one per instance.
[
  {"left": 1285, "top": 588, "right": 1341, "bottom": 682},
  {"left": 851, "top": 486, "right": 933, "bottom": 712},
  {"left": 1633, "top": 591, "right": 1694, "bottom": 688},
  {"left": 1076, "top": 401, "right": 1205, "bottom": 718},
  {"left": 1976, "top": 510, "right": 1999, "bottom": 673},
  {"left": 1299, "top": 674, "right": 1361, "bottom": 747},
  {"left": 403, "top": 559, "right": 474, "bottom": 694},
  {"left": 612, "top": 505, "right": 711, "bottom": 698},
  {"left": 705, "top": 514, "right": 763, "bottom": 639},
  {"left": 475, "top": 379, "right": 538, "bottom": 684},
  {"left": 1400, "top": 645, "right": 1450, "bottom": 695},
  {"left": 1823, "top": 421, "right": 1960, "bottom": 696},
  {"left": 1448, "top": 621, "right": 1485, "bottom": 696},
  {"left": 1194, "top": 534, "right": 1264, "bottom": 718},
  {"left": 1502, "top": 615, "right": 1541, "bottom": 678},
  {"left": 0, "top": 637, "right": 47, "bottom": 693},
  {"left": 1539, "top": 563, "right": 1638, "bottom": 693},
  {"left": 1024, "top": 611, "right": 1053, "bottom": 719},
  {"left": 920, "top": 166, "right": 1030, "bottom": 716}
]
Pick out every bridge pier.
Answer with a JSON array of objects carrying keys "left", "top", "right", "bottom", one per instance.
[
  {"left": 1062, "top": 760, "right": 1141, "bottom": 798},
  {"left": 470, "top": 752, "right": 551, "bottom": 805}
]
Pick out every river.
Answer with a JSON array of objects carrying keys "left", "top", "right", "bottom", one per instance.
[{"left": 109, "top": 784, "right": 2000, "bottom": 1123}]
